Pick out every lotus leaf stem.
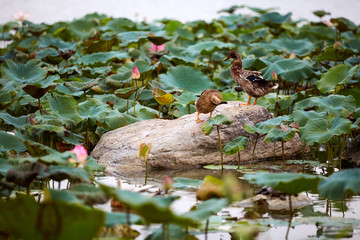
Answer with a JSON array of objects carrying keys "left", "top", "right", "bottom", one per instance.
[
  {"left": 145, "top": 160, "right": 148, "bottom": 185},
  {"left": 205, "top": 218, "right": 209, "bottom": 240},
  {"left": 38, "top": 98, "right": 42, "bottom": 115},
  {"left": 216, "top": 126, "right": 224, "bottom": 172},
  {"left": 285, "top": 195, "right": 293, "bottom": 240},
  {"left": 250, "top": 134, "right": 259, "bottom": 167}
]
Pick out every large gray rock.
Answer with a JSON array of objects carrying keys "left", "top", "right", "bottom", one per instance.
[{"left": 91, "top": 101, "right": 306, "bottom": 174}]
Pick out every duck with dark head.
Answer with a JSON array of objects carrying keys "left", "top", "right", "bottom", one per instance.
[
  {"left": 195, "top": 89, "right": 227, "bottom": 123},
  {"left": 223, "top": 50, "right": 278, "bottom": 105}
]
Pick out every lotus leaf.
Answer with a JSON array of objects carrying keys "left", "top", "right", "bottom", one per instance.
[
  {"left": 0, "top": 195, "right": 104, "bottom": 240},
  {"left": 316, "top": 64, "right": 358, "bottom": 93},
  {"left": 100, "top": 184, "right": 199, "bottom": 227},
  {"left": 243, "top": 172, "right": 325, "bottom": 195},
  {"left": 252, "top": 39, "right": 316, "bottom": 56},
  {"left": 173, "top": 177, "right": 203, "bottom": 189},
  {"left": 39, "top": 36, "right": 77, "bottom": 51},
  {"left": 152, "top": 88, "right": 173, "bottom": 105},
  {"left": 36, "top": 48, "right": 63, "bottom": 64},
  {"left": 317, "top": 45, "right": 356, "bottom": 62},
  {"left": 183, "top": 198, "right": 229, "bottom": 221},
  {"left": 0, "top": 131, "right": 26, "bottom": 153},
  {"left": 1, "top": 59, "right": 47, "bottom": 85},
  {"left": 264, "top": 126, "right": 297, "bottom": 143},
  {"left": 106, "top": 212, "right": 142, "bottom": 227},
  {"left": 299, "top": 117, "right": 352, "bottom": 145},
  {"left": 118, "top": 31, "right": 150, "bottom": 46},
  {"left": 330, "top": 17, "right": 357, "bottom": 32},
  {"left": 202, "top": 114, "right": 232, "bottom": 136},
  {"left": 223, "top": 136, "right": 248, "bottom": 155},
  {"left": 159, "top": 65, "right": 215, "bottom": 92},
  {"left": 115, "top": 86, "right": 137, "bottom": 99},
  {"left": 184, "top": 40, "right": 235, "bottom": 57},
  {"left": 45, "top": 188, "right": 84, "bottom": 205},
  {"left": 262, "top": 58, "right": 313, "bottom": 83},
  {"left": 0, "top": 158, "right": 12, "bottom": 177},
  {"left": 318, "top": 169, "right": 360, "bottom": 200},
  {"left": 6, "top": 162, "right": 48, "bottom": 187},
  {"left": 76, "top": 51, "right": 128, "bottom": 65},
  {"left": 82, "top": 37, "right": 119, "bottom": 54},
  {"left": 79, "top": 99, "right": 109, "bottom": 120},
  {"left": 174, "top": 91, "right": 197, "bottom": 108},
  {"left": 294, "top": 95, "right": 356, "bottom": 116},
  {"left": 102, "top": 18, "right": 137, "bottom": 33},
  {"left": 68, "top": 19, "right": 99, "bottom": 40},
  {"left": 259, "top": 12, "right": 292, "bottom": 24},
  {"left": 0, "top": 113, "right": 28, "bottom": 130},
  {"left": 293, "top": 110, "right": 327, "bottom": 127},
  {"left": 69, "top": 183, "right": 109, "bottom": 205},
  {"left": 47, "top": 166, "right": 91, "bottom": 182}
]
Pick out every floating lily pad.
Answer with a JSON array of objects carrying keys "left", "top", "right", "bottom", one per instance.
[{"left": 173, "top": 177, "right": 203, "bottom": 189}]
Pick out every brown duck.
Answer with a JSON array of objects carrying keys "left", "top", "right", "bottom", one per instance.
[
  {"left": 223, "top": 50, "right": 278, "bottom": 105},
  {"left": 195, "top": 89, "right": 227, "bottom": 123}
]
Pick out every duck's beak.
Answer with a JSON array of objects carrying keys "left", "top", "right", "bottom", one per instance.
[{"left": 222, "top": 56, "right": 229, "bottom": 61}]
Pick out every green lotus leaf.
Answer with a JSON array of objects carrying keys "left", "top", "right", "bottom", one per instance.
[
  {"left": 317, "top": 45, "right": 355, "bottom": 62},
  {"left": 162, "top": 54, "right": 205, "bottom": 67},
  {"left": 330, "top": 17, "right": 357, "bottom": 32},
  {"left": 0, "top": 131, "right": 26, "bottom": 153},
  {"left": 202, "top": 121, "right": 214, "bottom": 136},
  {"left": 260, "top": 12, "right": 292, "bottom": 24},
  {"left": 76, "top": 51, "right": 128, "bottom": 65},
  {"left": 148, "top": 31, "right": 172, "bottom": 45},
  {"left": 47, "top": 166, "right": 91, "bottom": 182},
  {"left": 243, "top": 172, "right": 325, "bottom": 195},
  {"left": 182, "top": 198, "right": 229, "bottom": 221},
  {"left": 49, "top": 94, "right": 82, "bottom": 124},
  {"left": 293, "top": 110, "right": 327, "bottom": 127},
  {"left": 99, "top": 184, "right": 199, "bottom": 227},
  {"left": 173, "top": 177, "right": 203, "bottom": 189},
  {"left": 1, "top": 59, "right": 47, "bottom": 85},
  {"left": 294, "top": 95, "right": 356, "bottom": 116},
  {"left": 338, "top": 87, "right": 360, "bottom": 107},
  {"left": 68, "top": 19, "right": 99, "bottom": 40},
  {"left": 83, "top": 157, "right": 106, "bottom": 173},
  {"left": 0, "top": 195, "right": 104, "bottom": 240},
  {"left": 82, "top": 37, "right": 119, "bottom": 54},
  {"left": 6, "top": 162, "right": 48, "bottom": 187},
  {"left": 69, "top": 183, "right": 109, "bottom": 205},
  {"left": 45, "top": 189, "right": 83, "bottom": 204},
  {"left": 223, "top": 136, "right": 248, "bottom": 155},
  {"left": 0, "top": 49, "right": 16, "bottom": 62},
  {"left": 82, "top": 67, "right": 112, "bottom": 77},
  {"left": 202, "top": 114, "right": 232, "bottom": 135},
  {"left": 251, "top": 38, "right": 316, "bottom": 56},
  {"left": 79, "top": 99, "right": 109, "bottom": 120},
  {"left": 0, "top": 158, "right": 12, "bottom": 177},
  {"left": 129, "top": 104, "right": 158, "bottom": 120},
  {"left": 312, "top": 10, "right": 331, "bottom": 18},
  {"left": 36, "top": 48, "right": 63, "bottom": 64},
  {"left": 159, "top": 65, "right": 215, "bottom": 92},
  {"left": 264, "top": 126, "right": 297, "bottom": 143},
  {"left": 174, "top": 91, "right": 197, "bottom": 108},
  {"left": 39, "top": 36, "right": 77, "bottom": 51},
  {"left": 299, "top": 117, "right": 352, "bottom": 145},
  {"left": 102, "top": 18, "right": 137, "bottom": 33},
  {"left": 22, "top": 82, "right": 58, "bottom": 99},
  {"left": 257, "top": 115, "right": 292, "bottom": 128},
  {"left": 244, "top": 123, "right": 273, "bottom": 135},
  {"left": 184, "top": 40, "right": 235, "bottom": 57},
  {"left": 114, "top": 86, "right": 137, "bottom": 99},
  {"left": 218, "top": 5, "right": 244, "bottom": 14},
  {"left": 26, "top": 124, "right": 70, "bottom": 138},
  {"left": 248, "top": 6, "right": 276, "bottom": 14},
  {"left": 117, "top": 60, "right": 159, "bottom": 82},
  {"left": 152, "top": 88, "right": 174, "bottom": 105},
  {"left": 262, "top": 58, "right": 313, "bottom": 83},
  {"left": 0, "top": 113, "right": 28, "bottom": 130},
  {"left": 145, "top": 224, "right": 196, "bottom": 240},
  {"left": 242, "top": 58, "right": 271, "bottom": 71},
  {"left": 97, "top": 109, "right": 133, "bottom": 130},
  {"left": 37, "top": 151, "right": 72, "bottom": 165},
  {"left": 118, "top": 31, "right": 150, "bottom": 46},
  {"left": 316, "top": 64, "right": 358, "bottom": 93},
  {"left": 106, "top": 212, "right": 142, "bottom": 227},
  {"left": 318, "top": 169, "right": 360, "bottom": 200}
]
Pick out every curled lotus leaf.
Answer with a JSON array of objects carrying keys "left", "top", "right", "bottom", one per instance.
[
  {"left": 264, "top": 126, "right": 297, "bottom": 143},
  {"left": 69, "top": 183, "right": 110, "bottom": 205},
  {"left": 223, "top": 136, "right": 248, "bottom": 155},
  {"left": 39, "top": 36, "right": 77, "bottom": 51},
  {"left": 76, "top": 51, "right": 128, "bottom": 65},
  {"left": 47, "top": 166, "right": 91, "bottom": 183},
  {"left": 293, "top": 110, "right": 327, "bottom": 127},
  {"left": 318, "top": 168, "right": 360, "bottom": 200},
  {"left": 6, "top": 162, "right": 48, "bottom": 187},
  {"left": 152, "top": 88, "right": 174, "bottom": 105},
  {"left": 114, "top": 86, "right": 137, "bottom": 99}
]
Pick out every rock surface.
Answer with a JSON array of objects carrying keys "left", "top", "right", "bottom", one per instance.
[
  {"left": 91, "top": 101, "right": 306, "bottom": 174},
  {"left": 342, "top": 135, "right": 360, "bottom": 168}
]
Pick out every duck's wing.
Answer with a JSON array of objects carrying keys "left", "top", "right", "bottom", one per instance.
[{"left": 243, "top": 71, "right": 269, "bottom": 86}]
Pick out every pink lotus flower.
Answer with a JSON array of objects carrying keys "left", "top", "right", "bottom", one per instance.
[
  {"left": 149, "top": 43, "right": 165, "bottom": 53},
  {"left": 131, "top": 66, "right": 140, "bottom": 79},
  {"left": 272, "top": 71, "right": 277, "bottom": 80},
  {"left": 289, "top": 53, "right": 296, "bottom": 59},
  {"left": 69, "top": 145, "right": 88, "bottom": 168},
  {"left": 163, "top": 176, "right": 173, "bottom": 191},
  {"left": 13, "top": 11, "right": 30, "bottom": 22}
]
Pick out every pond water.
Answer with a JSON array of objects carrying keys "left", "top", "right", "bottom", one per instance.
[{"left": 93, "top": 152, "right": 360, "bottom": 240}]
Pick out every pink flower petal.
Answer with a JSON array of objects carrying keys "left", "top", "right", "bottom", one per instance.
[
  {"left": 272, "top": 71, "right": 277, "bottom": 80},
  {"left": 131, "top": 66, "right": 141, "bottom": 79},
  {"left": 156, "top": 44, "right": 165, "bottom": 51},
  {"left": 71, "top": 145, "right": 88, "bottom": 162}
]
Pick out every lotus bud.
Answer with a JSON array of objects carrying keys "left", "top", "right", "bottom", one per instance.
[
  {"left": 289, "top": 122, "right": 300, "bottom": 130},
  {"left": 29, "top": 116, "right": 36, "bottom": 125},
  {"left": 163, "top": 176, "right": 173, "bottom": 191},
  {"left": 333, "top": 41, "right": 342, "bottom": 50},
  {"left": 272, "top": 71, "right": 277, "bottom": 81},
  {"left": 69, "top": 145, "right": 88, "bottom": 168},
  {"left": 131, "top": 66, "right": 140, "bottom": 79}
]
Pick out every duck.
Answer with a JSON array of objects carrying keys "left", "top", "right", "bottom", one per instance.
[
  {"left": 223, "top": 50, "right": 278, "bottom": 105},
  {"left": 195, "top": 89, "right": 227, "bottom": 123}
]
